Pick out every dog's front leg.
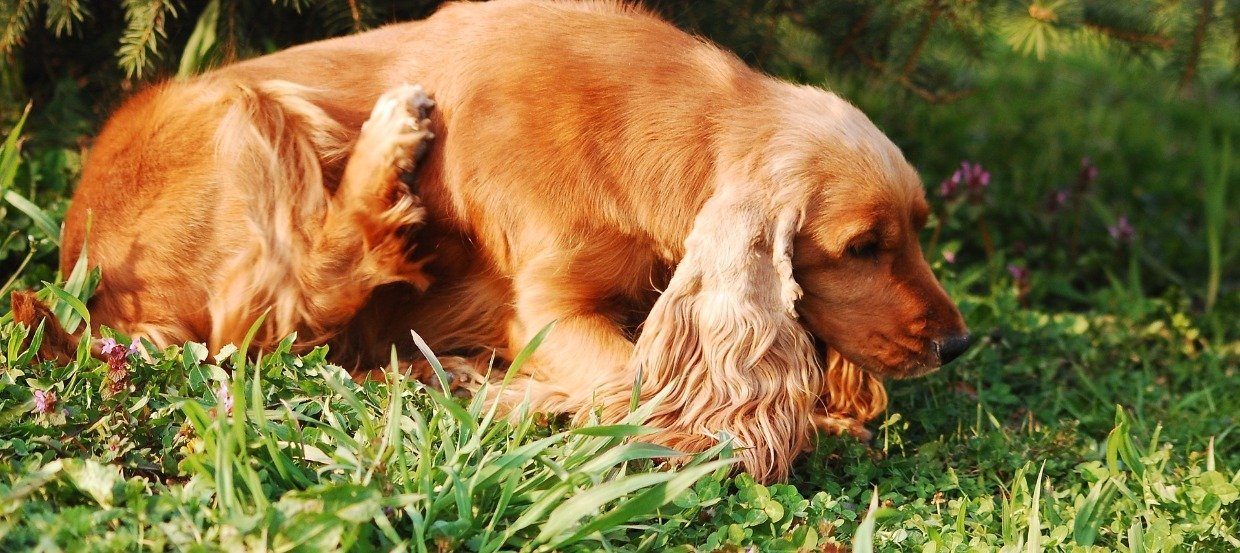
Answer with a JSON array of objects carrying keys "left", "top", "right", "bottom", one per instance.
[{"left": 489, "top": 255, "right": 639, "bottom": 414}]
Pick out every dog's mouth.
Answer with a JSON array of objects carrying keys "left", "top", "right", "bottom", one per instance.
[
  {"left": 811, "top": 334, "right": 961, "bottom": 380},
  {"left": 887, "top": 359, "right": 942, "bottom": 380}
]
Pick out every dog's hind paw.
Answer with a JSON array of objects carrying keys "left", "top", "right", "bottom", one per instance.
[{"left": 343, "top": 84, "right": 436, "bottom": 229}]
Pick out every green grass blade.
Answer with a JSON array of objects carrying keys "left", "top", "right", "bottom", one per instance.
[
  {"left": 41, "top": 281, "right": 90, "bottom": 334},
  {"left": 408, "top": 329, "right": 452, "bottom": 393},
  {"left": 543, "top": 459, "right": 734, "bottom": 549},
  {"left": 536, "top": 472, "right": 674, "bottom": 542},
  {"left": 570, "top": 424, "right": 659, "bottom": 438},
  {"left": 853, "top": 486, "right": 880, "bottom": 553},
  {"left": 1202, "top": 132, "right": 1229, "bottom": 312},
  {"left": 177, "top": 0, "right": 220, "bottom": 77},
  {"left": 0, "top": 103, "right": 31, "bottom": 191},
  {"left": 575, "top": 442, "right": 683, "bottom": 475},
  {"left": 51, "top": 213, "right": 99, "bottom": 333},
  {"left": 3, "top": 190, "right": 59, "bottom": 244},
  {"left": 502, "top": 321, "right": 555, "bottom": 388},
  {"left": 1128, "top": 518, "right": 1147, "bottom": 553},
  {"left": 473, "top": 434, "right": 566, "bottom": 490},
  {"left": 1026, "top": 462, "right": 1045, "bottom": 553}
]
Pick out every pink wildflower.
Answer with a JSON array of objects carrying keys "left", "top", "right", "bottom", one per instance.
[
  {"left": 1046, "top": 189, "right": 1070, "bottom": 213},
  {"left": 216, "top": 381, "right": 234, "bottom": 416},
  {"left": 939, "top": 170, "right": 962, "bottom": 199},
  {"left": 1076, "top": 157, "right": 1099, "bottom": 191},
  {"left": 1007, "top": 264, "right": 1029, "bottom": 283},
  {"left": 1108, "top": 215, "right": 1135, "bottom": 243},
  {"left": 33, "top": 389, "right": 57, "bottom": 415},
  {"left": 940, "top": 160, "right": 991, "bottom": 204},
  {"left": 100, "top": 337, "right": 120, "bottom": 356},
  {"left": 101, "top": 337, "right": 132, "bottom": 400}
]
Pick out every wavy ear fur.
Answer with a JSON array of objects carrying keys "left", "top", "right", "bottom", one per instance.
[
  {"left": 596, "top": 179, "right": 821, "bottom": 483},
  {"left": 814, "top": 348, "right": 888, "bottom": 440}
]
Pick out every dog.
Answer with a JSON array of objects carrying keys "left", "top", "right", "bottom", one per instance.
[{"left": 44, "top": 0, "right": 971, "bottom": 482}]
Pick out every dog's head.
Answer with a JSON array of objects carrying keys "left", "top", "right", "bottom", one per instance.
[
  {"left": 624, "top": 84, "right": 969, "bottom": 481},
  {"left": 766, "top": 85, "right": 971, "bottom": 379}
]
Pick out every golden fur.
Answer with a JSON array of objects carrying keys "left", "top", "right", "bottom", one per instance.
[{"left": 54, "top": 0, "right": 970, "bottom": 482}]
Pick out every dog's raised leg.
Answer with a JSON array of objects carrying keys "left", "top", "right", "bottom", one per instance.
[
  {"left": 316, "top": 84, "right": 434, "bottom": 288},
  {"left": 210, "top": 83, "right": 435, "bottom": 353},
  {"left": 294, "top": 85, "right": 437, "bottom": 337}
]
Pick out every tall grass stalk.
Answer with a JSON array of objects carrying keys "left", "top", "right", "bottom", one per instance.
[{"left": 1201, "top": 131, "right": 1230, "bottom": 313}]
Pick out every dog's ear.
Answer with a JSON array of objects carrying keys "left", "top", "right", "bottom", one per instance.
[
  {"left": 615, "top": 180, "right": 822, "bottom": 482},
  {"left": 11, "top": 290, "right": 77, "bottom": 364}
]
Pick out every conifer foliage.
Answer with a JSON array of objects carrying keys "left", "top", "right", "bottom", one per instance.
[
  {"left": 656, "top": 0, "right": 1235, "bottom": 99},
  {"left": 1, "top": 1, "right": 1234, "bottom": 95}
]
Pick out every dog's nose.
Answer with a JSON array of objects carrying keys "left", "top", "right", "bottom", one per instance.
[{"left": 937, "top": 333, "right": 972, "bottom": 365}]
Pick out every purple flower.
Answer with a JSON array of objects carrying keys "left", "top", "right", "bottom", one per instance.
[
  {"left": 940, "top": 161, "right": 991, "bottom": 203},
  {"left": 965, "top": 162, "right": 991, "bottom": 194},
  {"left": 100, "top": 337, "right": 120, "bottom": 356},
  {"left": 1108, "top": 215, "right": 1135, "bottom": 243},
  {"left": 939, "top": 171, "right": 962, "bottom": 199},
  {"left": 33, "top": 389, "right": 57, "bottom": 414},
  {"left": 1007, "top": 264, "right": 1029, "bottom": 283},
  {"left": 216, "top": 381, "right": 233, "bottom": 416},
  {"left": 942, "top": 250, "right": 957, "bottom": 264},
  {"left": 100, "top": 337, "right": 139, "bottom": 400},
  {"left": 102, "top": 337, "right": 141, "bottom": 357},
  {"left": 1076, "top": 157, "right": 1098, "bottom": 191},
  {"left": 1046, "top": 189, "right": 1070, "bottom": 213}
]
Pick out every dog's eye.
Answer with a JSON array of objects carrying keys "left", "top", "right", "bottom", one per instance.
[{"left": 847, "top": 240, "right": 880, "bottom": 259}]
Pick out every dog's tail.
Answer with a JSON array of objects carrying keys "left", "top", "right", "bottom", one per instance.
[{"left": 10, "top": 290, "right": 78, "bottom": 364}]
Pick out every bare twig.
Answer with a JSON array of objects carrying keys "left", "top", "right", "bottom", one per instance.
[
  {"left": 348, "top": 0, "right": 362, "bottom": 33},
  {"left": 851, "top": 47, "right": 976, "bottom": 104},
  {"left": 1083, "top": 23, "right": 1175, "bottom": 50},
  {"left": 833, "top": 6, "right": 875, "bottom": 60},
  {"left": 1179, "top": 0, "right": 1214, "bottom": 92},
  {"left": 901, "top": 1, "right": 942, "bottom": 78}
]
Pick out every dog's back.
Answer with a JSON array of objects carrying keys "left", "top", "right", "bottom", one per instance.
[
  {"left": 63, "top": 0, "right": 768, "bottom": 347},
  {"left": 215, "top": 0, "right": 766, "bottom": 253}
]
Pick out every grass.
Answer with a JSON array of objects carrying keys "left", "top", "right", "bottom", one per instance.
[
  {"left": 1, "top": 325, "right": 736, "bottom": 551},
  {"left": 0, "top": 282, "right": 1236, "bottom": 551}
]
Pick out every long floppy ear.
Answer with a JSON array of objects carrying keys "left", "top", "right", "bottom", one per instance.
[
  {"left": 595, "top": 180, "right": 822, "bottom": 483},
  {"left": 813, "top": 348, "right": 888, "bottom": 440}
]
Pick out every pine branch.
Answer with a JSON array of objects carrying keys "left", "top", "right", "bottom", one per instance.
[
  {"left": 347, "top": 0, "right": 361, "bottom": 33},
  {"left": 307, "top": 0, "right": 373, "bottom": 36},
  {"left": 1178, "top": 0, "right": 1214, "bottom": 91},
  {"left": 117, "top": 0, "right": 181, "bottom": 79},
  {"left": 900, "top": 0, "right": 941, "bottom": 77},
  {"left": 0, "top": 0, "right": 36, "bottom": 53},
  {"left": 847, "top": 43, "right": 976, "bottom": 104},
  {"left": 44, "top": 0, "right": 89, "bottom": 37},
  {"left": 276, "top": 0, "right": 312, "bottom": 13},
  {"left": 1082, "top": 21, "right": 1174, "bottom": 49},
  {"left": 832, "top": 5, "right": 875, "bottom": 60}
]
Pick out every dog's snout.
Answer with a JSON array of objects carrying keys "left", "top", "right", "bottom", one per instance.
[{"left": 937, "top": 333, "right": 972, "bottom": 365}]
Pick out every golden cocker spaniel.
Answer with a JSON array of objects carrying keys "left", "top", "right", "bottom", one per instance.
[{"left": 45, "top": 0, "right": 971, "bottom": 482}]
